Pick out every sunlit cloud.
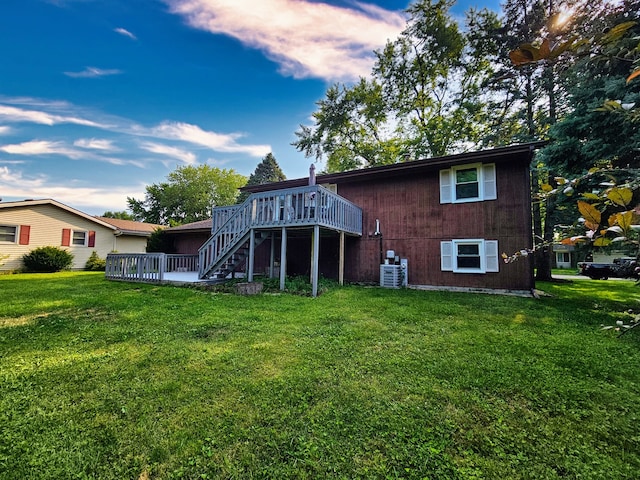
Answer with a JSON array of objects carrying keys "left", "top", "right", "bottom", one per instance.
[
  {"left": 114, "top": 27, "right": 137, "bottom": 40},
  {"left": 140, "top": 141, "right": 197, "bottom": 164},
  {"left": 0, "top": 166, "right": 144, "bottom": 213},
  {"left": 0, "top": 104, "right": 105, "bottom": 127},
  {"left": 0, "top": 140, "right": 79, "bottom": 157},
  {"left": 0, "top": 166, "right": 47, "bottom": 188},
  {"left": 144, "top": 121, "right": 271, "bottom": 157},
  {"left": 64, "top": 67, "right": 123, "bottom": 78},
  {"left": 0, "top": 97, "right": 270, "bottom": 161},
  {"left": 74, "top": 138, "right": 119, "bottom": 151},
  {"left": 164, "top": 0, "right": 406, "bottom": 81},
  {"left": 0, "top": 140, "right": 135, "bottom": 166}
]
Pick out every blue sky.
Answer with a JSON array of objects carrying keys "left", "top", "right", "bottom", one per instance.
[{"left": 0, "top": 0, "right": 500, "bottom": 215}]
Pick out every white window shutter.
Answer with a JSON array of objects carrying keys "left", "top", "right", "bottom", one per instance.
[
  {"left": 440, "top": 169, "right": 452, "bottom": 204},
  {"left": 441, "top": 241, "right": 453, "bottom": 271},
  {"left": 483, "top": 164, "right": 497, "bottom": 200},
  {"left": 485, "top": 240, "right": 499, "bottom": 272}
]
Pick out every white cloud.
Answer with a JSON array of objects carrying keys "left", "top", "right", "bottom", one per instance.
[
  {"left": 164, "top": 0, "right": 406, "bottom": 82},
  {"left": 114, "top": 27, "right": 137, "bottom": 40},
  {"left": 0, "top": 140, "right": 78, "bottom": 157},
  {"left": 74, "top": 138, "right": 119, "bottom": 151},
  {"left": 144, "top": 121, "right": 271, "bottom": 157},
  {"left": 0, "top": 140, "right": 135, "bottom": 166},
  {"left": 0, "top": 104, "right": 105, "bottom": 128},
  {"left": 0, "top": 126, "right": 11, "bottom": 135},
  {"left": 140, "top": 141, "right": 197, "bottom": 165},
  {"left": 0, "top": 166, "right": 144, "bottom": 213},
  {"left": 64, "top": 67, "right": 123, "bottom": 78},
  {"left": 0, "top": 97, "right": 270, "bottom": 160}
]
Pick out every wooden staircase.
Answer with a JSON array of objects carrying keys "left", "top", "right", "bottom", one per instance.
[
  {"left": 198, "top": 185, "right": 363, "bottom": 281},
  {"left": 204, "top": 231, "right": 269, "bottom": 281}
]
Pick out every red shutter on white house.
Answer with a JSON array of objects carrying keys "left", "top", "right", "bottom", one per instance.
[
  {"left": 19, "top": 225, "right": 31, "bottom": 245},
  {"left": 88, "top": 231, "right": 96, "bottom": 247},
  {"left": 61, "top": 228, "right": 71, "bottom": 246}
]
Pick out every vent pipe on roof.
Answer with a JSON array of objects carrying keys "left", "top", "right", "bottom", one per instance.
[{"left": 309, "top": 164, "right": 316, "bottom": 186}]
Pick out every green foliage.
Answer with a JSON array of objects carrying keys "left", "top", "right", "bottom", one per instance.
[
  {"left": 84, "top": 251, "right": 106, "bottom": 271},
  {"left": 22, "top": 246, "right": 74, "bottom": 273},
  {"left": 127, "top": 165, "right": 246, "bottom": 225},
  {"left": 237, "top": 153, "right": 286, "bottom": 203},
  {"left": 1, "top": 273, "right": 639, "bottom": 478},
  {"left": 145, "top": 228, "right": 175, "bottom": 253},
  {"left": 101, "top": 210, "right": 134, "bottom": 220},
  {"left": 293, "top": 0, "right": 491, "bottom": 171}
]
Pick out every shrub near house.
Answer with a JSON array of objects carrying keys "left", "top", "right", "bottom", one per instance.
[{"left": 22, "top": 246, "right": 74, "bottom": 272}]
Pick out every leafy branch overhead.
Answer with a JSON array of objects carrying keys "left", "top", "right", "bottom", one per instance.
[
  {"left": 509, "top": 20, "right": 640, "bottom": 84},
  {"left": 503, "top": 169, "right": 640, "bottom": 264}
]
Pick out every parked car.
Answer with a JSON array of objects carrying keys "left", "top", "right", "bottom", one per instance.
[{"left": 578, "top": 257, "right": 639, "bottom": 280}]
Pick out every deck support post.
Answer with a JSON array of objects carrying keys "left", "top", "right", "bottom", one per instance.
[
  {"left": 312, "top": 224, "right": 320, "bottom": 297},
  {"left": 339, "top": 231, "right": 345, "bottom": 285},
  {"left": 280, "top": 227, "right": 287, "bottom": 291},
  {"left": 269, "top": 232, "right": 275, "bottom": 278},
  {"left": 248, "top": 228, "right": 255, "bottom": 282}
]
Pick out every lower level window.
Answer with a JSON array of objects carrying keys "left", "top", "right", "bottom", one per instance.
[
  {"left": 441, "top": 239, "right": 499, "bottom": 273},
  {"left": 72, "top": 230, "right": 87, "bottom": 246},
  {"left": 456, "top": 242, "right": 481, "bottom": 270},
  {"left": 0, "top": 225, "right": 17, "bottom": 243}
]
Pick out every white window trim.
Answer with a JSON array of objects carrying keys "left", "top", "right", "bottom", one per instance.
[
  {"left": 72, "top": 230, "right": 88, "bottom": 247},
  {"left": 0, "top": 224, "right": 18, "bottom": 244},
  {"left": 441, "top": 239, "right": 499, "bottom": 274},
  {"left": 440, "top": 163, "right": 496, "bottom": 204}
]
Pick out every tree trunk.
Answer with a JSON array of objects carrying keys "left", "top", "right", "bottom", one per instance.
[{"left": 535, "top": 197, "right": 554, "bottom": 282}]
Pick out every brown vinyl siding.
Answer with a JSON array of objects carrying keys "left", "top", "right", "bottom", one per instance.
[{"left": 336, "top": 158, "right": 533, "bottom": 290}]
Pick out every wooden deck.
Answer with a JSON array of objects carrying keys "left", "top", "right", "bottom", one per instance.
[
  {"left": 198, "top": 185, "right": 362, "bottom": 286},
  {"left": 106, "top": 185, "right": 363, "bottom": 296}
]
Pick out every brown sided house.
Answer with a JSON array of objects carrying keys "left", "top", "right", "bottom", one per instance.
[
  {"left": 194, "top": 143, "right": 538, "bottom": 293},
  {"left": 107, "top": 143, "right": 540, "bottom": 295},
  {"left": 0, "top": 199, "right": 162, "bottom": 271}
]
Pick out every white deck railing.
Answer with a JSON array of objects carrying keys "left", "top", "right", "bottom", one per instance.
[
  {"left": 105, "top": 253, "right": 198, "bottom": 282},
  {"left": 199, "top": 185, "right": 362, "bottom": 279}
]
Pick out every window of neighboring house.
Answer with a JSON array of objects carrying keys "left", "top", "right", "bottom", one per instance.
[
  {"left": 440, "top": 163, "right": 497, "bottom": 203},
  {"left": 72, "top": 230, "right": 88, "bottom": 246},
  {"left": 0, "top": 225, "right": 17, "bottom": 243},
  {"left": 556, "top": 252, "right": 570, "bottom": 264},
  {"left": 441, "top": 239, "right": 499, "bottom": 274}
]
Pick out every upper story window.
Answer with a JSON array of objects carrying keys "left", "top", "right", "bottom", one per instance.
[
  {"left": 0, "top": 225, "right": 17, "bottom": 243},
  {"left": 440, "top": 163, "right": 497, "bottom": 203}
]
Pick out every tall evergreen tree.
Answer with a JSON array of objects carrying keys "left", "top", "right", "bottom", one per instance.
[{"left": 237, "top": 153, "right": 286, "bottom": 202}]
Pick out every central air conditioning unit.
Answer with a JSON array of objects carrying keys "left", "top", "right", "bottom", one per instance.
[
  {"left": 380, "top": 264, "right": 402, "bottom": 288},
  {"left": 380, "top": 256, "right": 408, "bottom": 289}
]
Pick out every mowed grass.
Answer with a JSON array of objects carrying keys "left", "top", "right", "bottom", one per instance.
[{"left": 1, "top": 272, "right": 639, "bottom": 479}]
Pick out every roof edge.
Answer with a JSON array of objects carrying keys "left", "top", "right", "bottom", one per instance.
[{"left": 242, "top": 142, "right": 546, "bottom": 193}]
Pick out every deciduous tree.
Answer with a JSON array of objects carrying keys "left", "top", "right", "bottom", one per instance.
[{"left": 127, "top": 165, "right": 246, "bottom": 225}]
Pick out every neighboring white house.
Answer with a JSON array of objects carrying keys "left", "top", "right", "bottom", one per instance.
[{"left": 0, "top": 199, "right": 162, "bottom": 271}]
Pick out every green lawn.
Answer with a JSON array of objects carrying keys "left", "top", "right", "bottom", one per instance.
[{"left": 1, "top": 272, "right": 639, "bottom": 479}]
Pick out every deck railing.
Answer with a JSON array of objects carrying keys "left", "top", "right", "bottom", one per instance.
[
  {"left": 106, "top": 253, "right": 198, "bottom": 282},
  {"left": 199, "top": 185, "right": 362, "bottom": 278}
]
